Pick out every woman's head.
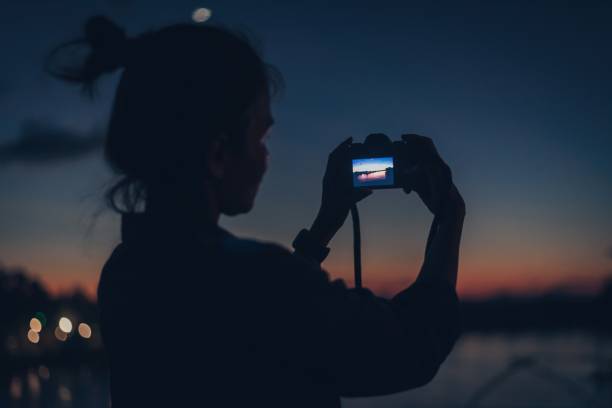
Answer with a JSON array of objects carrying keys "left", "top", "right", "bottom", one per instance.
[{"left": 47, "top": 16, "right": 282, "bottom": 216}]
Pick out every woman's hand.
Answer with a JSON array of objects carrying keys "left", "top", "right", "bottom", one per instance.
[
  {"left": 309, "top": 137, "right": 372, "bottom": 246},
  {"left": 400, "top": 134, "right": 465, "bottom": 223}
]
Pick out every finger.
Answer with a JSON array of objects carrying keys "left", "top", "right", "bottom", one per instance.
[
  {"left": 401, "top": 133, "right": 426, "bottom": 143},
  {"left": 340, "top": 136, "right": 353, "bottom": 146},
  {"left": 401, "top": 164, "right": 421, "bottom": 194},
  {"left": 426, "top": 168, "right": 441, "bottom": 213},
  {"left": 401, "top": 134, "right": 441, "bottom": 163},
  {"left": 429, "top": 160, "right": 452, "bottom": 195},
  {"left": 401, "top": 134, "right": 434, "bottom": 150},
  {"left": 425, "top": 161, "right": 456, "bottom": 214},
  {"left": 330, "top": 136, "right": 353, "bottom": 158}
]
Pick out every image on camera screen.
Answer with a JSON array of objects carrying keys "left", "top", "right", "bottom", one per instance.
[{"left": 352, "top": 156, "right": 394, "bottom": 187}]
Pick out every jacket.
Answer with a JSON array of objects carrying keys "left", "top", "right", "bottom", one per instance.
[{"left": 97, "top": 210, "right": 461, "bottom": 407}]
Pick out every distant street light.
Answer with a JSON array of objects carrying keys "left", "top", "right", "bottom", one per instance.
[
  {"left": 58, "top": 317, "right": 73, "bottom": 333},
  {"left": 27, "top": 329, "right": 40, "bottom": 344},
  {"left": 29, "top": 317, "right": 42, "bottom": 333},
  {"left": 192, "top": 8, "right": 212, "bottom": 23},
  {"left": 78, "top": 323, "right": 92, "bottom": 339}
]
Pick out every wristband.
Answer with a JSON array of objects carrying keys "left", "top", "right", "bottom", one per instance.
[{"left": 292, "top": 228, "right": 330, "bottom": 264}]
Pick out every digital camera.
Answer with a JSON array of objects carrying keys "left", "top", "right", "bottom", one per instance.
[{"left": 348, "top": 133, "right": 408, "bottom": 190}]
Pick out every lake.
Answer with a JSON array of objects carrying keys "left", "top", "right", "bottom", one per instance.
[
  {"left": 343, "top": 332, "right": 612, "bottom": 407},
  {"left": 4, "top": 332, "right": 612, "bottom": 407}
]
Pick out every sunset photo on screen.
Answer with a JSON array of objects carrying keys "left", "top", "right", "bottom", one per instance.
[{"left": 352, "top": 156, "right": 394, "bottom": 187}]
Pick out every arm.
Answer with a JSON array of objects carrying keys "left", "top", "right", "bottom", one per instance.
[
  {"left": 289, "top": 135, "right": 464, "bottom": 396},
  {"left": 417, "top": 185, "right": 465, "bottom": 288},
  {"left": 292, "top": 212, "right": 463, "bottom": 396},
  {"left": 273, "top": 248, "right": 461, "bottom": 397}
]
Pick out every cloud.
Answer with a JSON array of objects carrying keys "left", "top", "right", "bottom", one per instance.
[{"left": 0, "top": 120, "right": 104, "bottom": 165}]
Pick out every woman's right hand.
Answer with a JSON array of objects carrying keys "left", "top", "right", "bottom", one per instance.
[
  {"left": 400, "top": 134, "right": 465, "bottom": 222},
  {"left": 309, "top": 137, "right": 372, "bottom": 246}
]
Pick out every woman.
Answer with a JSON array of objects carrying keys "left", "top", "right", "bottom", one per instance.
[{"left": 48, "top": 16, "right": 465, "bottom": 407}]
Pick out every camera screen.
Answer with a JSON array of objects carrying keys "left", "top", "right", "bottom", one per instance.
[{"left": 352, "top": 156, "right": 395, "bottom": 187}]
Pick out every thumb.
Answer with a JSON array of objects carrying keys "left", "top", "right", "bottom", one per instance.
[{"left": 401, "top": 164, "right": 420, "bottom": 194}]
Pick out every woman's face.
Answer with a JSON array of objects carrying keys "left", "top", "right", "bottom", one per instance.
[{"left": 217, "top": 89, "right": 274, "bottom": 215}]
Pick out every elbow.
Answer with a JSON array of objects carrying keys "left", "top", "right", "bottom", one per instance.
[
  {"left": 401, "top": 350, "right": 444, "bottom": 390},
  {"left": 395, "top": 335, "right": 458, "bottom": 391},
  {"left": 409, "top": 361, "right": 441, "bottom": 388},
  {"left": 409, "top": 330, "right": 462, "bottom": 388}
]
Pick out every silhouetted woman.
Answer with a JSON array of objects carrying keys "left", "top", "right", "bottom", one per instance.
[{"left": 48, "top": 16, "right": 465, "bottom": 407}]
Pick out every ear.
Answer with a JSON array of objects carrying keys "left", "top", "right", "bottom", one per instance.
[{"left": 206, "top": 135, "right": 229, "bottom": 179}]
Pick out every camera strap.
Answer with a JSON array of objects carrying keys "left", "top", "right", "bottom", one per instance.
[{"left": 350, "top": 204, "right": 362, "bottom": 289}]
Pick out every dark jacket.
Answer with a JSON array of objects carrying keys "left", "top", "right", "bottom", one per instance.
[{"left": 98, "top": 211, "right": 460, "bottom": 407}]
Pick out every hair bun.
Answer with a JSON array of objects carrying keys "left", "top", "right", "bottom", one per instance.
[{"left": 45, "top": 15, "right": 132, "bottom": 96}]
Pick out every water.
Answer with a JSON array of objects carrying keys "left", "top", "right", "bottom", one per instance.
[
  {"left": 4, "top": 332, "right": 612, "bottom": 407},
  {"left": 343, "top": 332, "right": 612, "bottom": 407}
]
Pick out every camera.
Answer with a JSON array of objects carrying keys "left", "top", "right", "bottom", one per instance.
[{"left": 348, "top": 133, "right": 407, "bottom": 190}]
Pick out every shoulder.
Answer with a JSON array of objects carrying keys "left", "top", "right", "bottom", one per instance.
[
  {"left": 220, "top": 233, "right": 301, "bottom": 273},
  {"left": 220, "top": 233, "right": 335, "bottom": 288},
  {"left": 97, "top": 243, "right": 133, "bottom": 306},
  {"left": 220, "top": 232, "right": 288, "bottom": 258}
]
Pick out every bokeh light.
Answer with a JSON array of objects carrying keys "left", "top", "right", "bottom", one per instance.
[
  {"left": 27, "top": 329, "right": 39, "bottom": 344},
  {"left": 78, "top": 323, "right": 92, "bottom": 339},
  {"left": 58, "top": 385, "right": 71, "bottom": 402},
  {"left": 26, "top": 371, "right": 40, "bottom": 395},
  {"left": 9, "top": 377, "right": 22, "bottom": 400},
  {"left": 54, "top": 327, "right": 67, "bottom": 342},
  {"left": 29, "top": 317, "right": 42, "bottom": 333},
  {"left": 58, "top": 317, "right": 73, "bottom": 333},
  {"left": 38, "top": 365, "right": 50, "bottom": 380},
  {"left": 192, "top": 7, "right": 212, "bottom": 23}
]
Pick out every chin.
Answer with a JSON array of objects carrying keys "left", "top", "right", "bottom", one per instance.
[{"left": 222, "top": 199, "right": 255, "bottom": 216}]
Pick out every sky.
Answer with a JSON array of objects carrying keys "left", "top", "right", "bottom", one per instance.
[
  {"left": 0, "top": 0, "right": 611, "bottom": 299},
  {"left": 353, "top": 157, "right": 394, "bottom": 173}
]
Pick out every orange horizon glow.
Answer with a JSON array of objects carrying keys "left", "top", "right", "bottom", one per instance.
[
  {"left": 32, "top": 263, "right": 610, "bottom": 303},
  {"left": 5, "top": 234, "right": 610, "bottom": 303}
]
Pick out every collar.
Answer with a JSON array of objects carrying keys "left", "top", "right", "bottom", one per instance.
[{"left": 120, "top": 210, "right": 229, "bottom": 245}]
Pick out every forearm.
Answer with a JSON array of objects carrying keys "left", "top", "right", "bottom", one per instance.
[
  {"left": 416, "top": 215, "right": 464, "bottom": 288},
  {"left": 308, "top": 209, "right": 339, "bottom": 247},
  {"left": 290, "top": 210, "right": 337, "bottom": 266}
]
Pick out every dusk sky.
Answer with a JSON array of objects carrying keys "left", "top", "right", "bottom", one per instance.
[
  {"left": 353, "top": 157, "right": 394, "bottom": 173},
  {"left": 1, "top": 1, "right": 611, "bottom": 299}
]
